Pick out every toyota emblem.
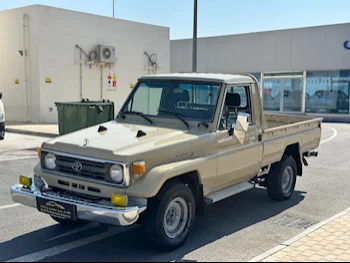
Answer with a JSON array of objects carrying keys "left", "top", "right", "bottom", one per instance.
[{"left": 72, "top": 161, "right": 83, "bottom": 172}]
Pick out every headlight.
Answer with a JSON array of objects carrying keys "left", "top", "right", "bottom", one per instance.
[
  {"left": 44, "top": 153, "right": 56, "bottom": 170},
  {"left": 109, "top": 165, "right": 124, "bottom": 184}
]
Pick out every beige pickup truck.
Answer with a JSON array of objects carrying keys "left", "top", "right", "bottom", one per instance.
[{"left": 11, "top": 73, "right": 322, "bottom": 251}]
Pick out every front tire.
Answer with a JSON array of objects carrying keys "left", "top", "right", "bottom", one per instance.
[
  {"left": 0, "top": 130, "right": 4, "bottom": 140},
  {"left": 142, "top": 182, "right": 196, "bottom": 251},
  {"left": 267, "top": 155, "right": 297, "bottom": 201}
]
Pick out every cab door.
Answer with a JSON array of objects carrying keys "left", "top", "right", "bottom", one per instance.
[{"left": 215, "top": 85, "right": 263, "bottom": 191}]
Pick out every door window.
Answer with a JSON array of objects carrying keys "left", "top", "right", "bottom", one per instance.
[{"left": 219, "top": 86, "right": 252, "bottom": 130}]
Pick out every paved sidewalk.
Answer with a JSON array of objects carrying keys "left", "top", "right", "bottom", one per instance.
[
  {"left": 250, "top": 208, "right": 350, "bottom": 262},
  {"left": 6, "top": 124, "right": 59, "bottom": 138}
]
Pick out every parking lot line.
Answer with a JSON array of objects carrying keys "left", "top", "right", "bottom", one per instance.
[
  {"left": 46, "top": 223, "right": 99, "bottom": 242},
  {"left": 0, "top": 204, "right": 21, "bottom": 210},
  {"left": 6, "top": 226, "right": 135, "bottom": 262},
  {"left": 0, "top": 156, "right": 38, "bottom": 162},
  {"left": 320, "top": 127, "right": 337, "bottom": 145}
]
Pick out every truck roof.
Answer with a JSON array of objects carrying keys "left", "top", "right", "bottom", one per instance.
[{"left": 139, "top": 73, "right": 255, "bottom": 84}]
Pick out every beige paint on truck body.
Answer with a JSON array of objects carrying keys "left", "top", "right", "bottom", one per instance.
[{"left": 34, "top": 73, "right": 321, "bottom": 202}]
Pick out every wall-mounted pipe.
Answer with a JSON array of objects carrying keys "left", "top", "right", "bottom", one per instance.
[
  {"left": 79, "top": 49, "right": 83, "bottom": 100},
  {"left": 23, "top": 14, "right": 31, "bottom": 122},
  {"left": 100, "top": 65, "right": 103, "bottom": 100}
]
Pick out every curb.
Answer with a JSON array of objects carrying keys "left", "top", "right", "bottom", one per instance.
[
  {"left": 6, "top": 128, "right": 58, "bottom": 138},
  {"left": 248, "top": 207, "right": 350, "bottom": 262}
]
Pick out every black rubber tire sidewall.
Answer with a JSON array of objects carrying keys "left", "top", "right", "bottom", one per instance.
[
  {"left": 142, "top": 183, "right": 196, "bottom": 251},
  {"left": 268, "top": 156, "right": 297, "bottom": 201}
]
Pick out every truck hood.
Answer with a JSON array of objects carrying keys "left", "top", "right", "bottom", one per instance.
[{"left": 43, "top": 121, "right": 198, "bottom": 161}]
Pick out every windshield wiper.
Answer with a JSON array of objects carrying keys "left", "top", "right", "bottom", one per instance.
[
  {"left": 121, "top": 111, "right": 153, "bottom": 125},
  {"left": 158, "top": 108, "right": 190, "bottom": 130}
]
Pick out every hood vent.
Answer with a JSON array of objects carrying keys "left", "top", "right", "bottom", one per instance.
[
  {"left": 136, "top": 130, "right": 147, "bottom": 138},
  {"left": 98, "top": 126, "right": 108, "bottom": 133}
]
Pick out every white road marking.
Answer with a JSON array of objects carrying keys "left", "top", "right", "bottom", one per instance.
[
  {"left": 6, "top": 226, "right": 136, "bottom": 262},
  {"left": 0, "top": 204, "right": 21, "bottom": 210},
  {"left": 320, "top": 127, "right": 338, "bottom": 145},
  {"left": 0, "top": 156, "right": 37, "bottom": 162},
  {"left": 46, "top": 223, "right": 99, "bottom": 242}
]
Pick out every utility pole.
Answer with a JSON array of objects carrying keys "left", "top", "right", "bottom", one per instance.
[
  {"left": 113, "top": 0, "right": 115, "bottom": 18},
  {"left": 192, "top": 0, "right": 198, "bottom": 73}
]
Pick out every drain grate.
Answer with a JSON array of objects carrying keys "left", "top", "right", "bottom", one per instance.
[{"left": 273, "top": 216, "right": 316, "bottom": 229}]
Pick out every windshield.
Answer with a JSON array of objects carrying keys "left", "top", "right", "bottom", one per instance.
[{"left": 120, "top": 81, "right": 221, "bottom": 122}]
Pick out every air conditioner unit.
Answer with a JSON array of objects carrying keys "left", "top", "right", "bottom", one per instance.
[{"left": 97, "top": 45, "right": 116, "bottom": 64}]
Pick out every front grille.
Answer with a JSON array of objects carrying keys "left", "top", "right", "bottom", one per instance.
[{"left": 55, "top": 155, "right": 107, "bottom": 181}]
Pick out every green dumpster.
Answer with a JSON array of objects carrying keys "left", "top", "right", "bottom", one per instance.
[{"left": 55, "top": 99, "right": 115, "bottom": 135}]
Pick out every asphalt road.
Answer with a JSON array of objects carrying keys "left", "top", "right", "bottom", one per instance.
[{"left": 0, "top": 124, "right": 348, "bottom": 262}]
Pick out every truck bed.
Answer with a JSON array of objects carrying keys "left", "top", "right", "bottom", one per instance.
[{"left": 260, "top": 114, "right": 323, "bottom": 168}]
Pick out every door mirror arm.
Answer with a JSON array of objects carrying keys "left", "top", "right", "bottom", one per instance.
[{"left": 228, "top": 124, "right": 234, "bottom": 136}]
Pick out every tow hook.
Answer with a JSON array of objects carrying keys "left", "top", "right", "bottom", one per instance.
[
  {"left": 304, "top": 151, "right": 318, "bottom": 158},
  {"left": 302, "top": 151, "right": 318, "bottom": 167}
]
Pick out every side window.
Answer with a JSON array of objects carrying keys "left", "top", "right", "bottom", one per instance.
[
  {"left": 219, "top": 85, "right": 252, "bottom": 130},
  {"left": 230, "top": 86, "right": 247, "bottom": 108}
]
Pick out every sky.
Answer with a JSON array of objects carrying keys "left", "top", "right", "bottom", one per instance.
[{"left": 1, "top": 0, "right": 350, "bottom": 40}]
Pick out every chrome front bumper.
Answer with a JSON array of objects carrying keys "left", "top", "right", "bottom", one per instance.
[{"left": 11, "top": 184, "right": 147, "bottom": 227}]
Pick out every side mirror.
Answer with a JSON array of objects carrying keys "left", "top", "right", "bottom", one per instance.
[
  {"left": 235, "top": 113, "right": 249, "bottom": 132},
  {"left": 0, "top": 92, "right": 2, "bottom": 99}
]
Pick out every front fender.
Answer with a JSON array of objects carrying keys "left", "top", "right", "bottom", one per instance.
[{"left": 126, "top": 156, "right": 217, "bottom": 198}]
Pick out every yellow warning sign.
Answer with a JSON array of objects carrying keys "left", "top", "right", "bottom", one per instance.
[
  {"left": 113, "top": 73, "right": 117, "bottom": 80},
  {"left": 45, "top": 78, "right": 52, "bottom": 84},
  {"left": 15, "top": 79, "right": 20, "bottom": 84}
]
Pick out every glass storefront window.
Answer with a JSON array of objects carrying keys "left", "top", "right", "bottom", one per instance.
[
  {"left": 263, "top": 78, "right": 303, "bottom": 112},
  {"left": 263, "top": 79, "right": 281, "bottom": 111},
  {"left": 306, "top": 70, "right": 350, "bottom": 114},
  {"left": 283, "top": 79, "right": 302, "bottom": 112}
]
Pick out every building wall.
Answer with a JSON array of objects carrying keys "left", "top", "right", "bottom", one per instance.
[
  {"left": 0, "top": 5, "right": 170, "bottom": 123},
  {"left": 171, "top": 23, "right": 350, "bottom": 74},
  {"left": 0, "top": 6, "right": 41, "bottom": 123},
  {"left": 37, "top": 6, "right": 170, "bottom": 123}
]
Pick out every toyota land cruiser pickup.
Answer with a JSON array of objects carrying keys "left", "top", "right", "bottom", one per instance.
[{"left": 11, "top": 73, "right": 322, "bottom": 251}]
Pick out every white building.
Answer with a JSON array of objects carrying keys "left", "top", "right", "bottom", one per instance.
[
  {"left": 0, "top": 5, "right": 170, "bottom": 123},
  {"left": 171, "top": 23, "right": 350, "bottom": 120}
]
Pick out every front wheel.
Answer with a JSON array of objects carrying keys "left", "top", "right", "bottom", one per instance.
[
  {"left": 142, "top": 182, "right": 196, "bottom": 251},
  {"left": 267, "top": 156, "right": 297, "bottom": 201}
]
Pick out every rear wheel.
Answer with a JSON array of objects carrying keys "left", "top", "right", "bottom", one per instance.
[
  {"left": 142, "top": 182, "right": 196, "bottom": 251},
  {"left": 267, "top": 155, "right": 297, "bottom": 201}
]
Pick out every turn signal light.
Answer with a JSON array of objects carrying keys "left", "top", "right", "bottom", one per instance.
[
  {"left": 111, "top": 194, "right": 128, "bottom": 207},
  {"left": 20, "top": 175, "right": 32, "bottom": 188},
  {"left": 37, "top": 147, "right": 41, "bottom": 157},
  {"left": 133, "top": 161, "right": 146, "bottom": 175}
]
